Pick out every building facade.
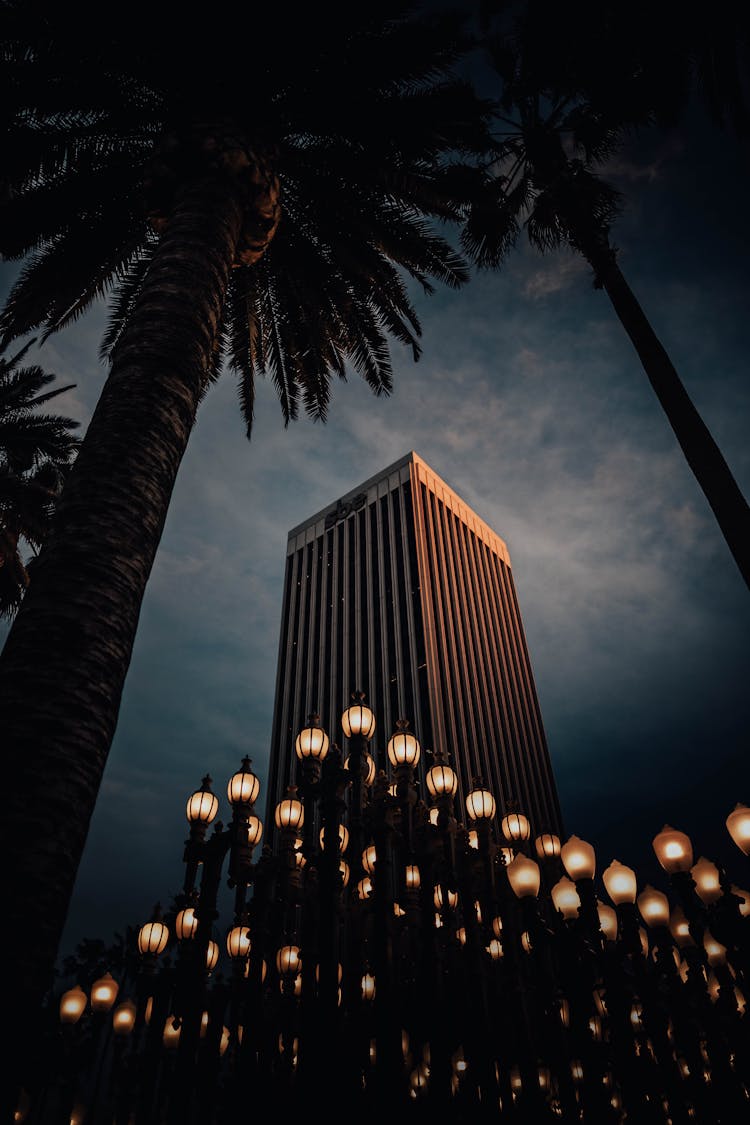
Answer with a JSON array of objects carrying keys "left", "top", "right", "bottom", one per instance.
[{"left": 266, "top": 451, "right": 563, "bottom": 840}]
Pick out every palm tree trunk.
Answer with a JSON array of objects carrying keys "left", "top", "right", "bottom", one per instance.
[
  {"left": 586, "top": 240, "right": 750, "bottom": 591},
  {"left": 0, "top": 172, "right": 245, "bottom": 1120}
]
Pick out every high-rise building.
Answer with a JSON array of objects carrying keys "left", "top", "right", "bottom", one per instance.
[{"left": 266, "top": 451, "right": 563, "bottom": 839}]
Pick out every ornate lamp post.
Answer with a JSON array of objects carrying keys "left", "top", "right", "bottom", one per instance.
[{"left": 34, "top": 696, "right": 750, "bottom": 1125}]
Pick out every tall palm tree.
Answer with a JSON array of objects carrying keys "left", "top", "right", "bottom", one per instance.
[
  {"left": 0, "top": 341, "right": 79, "bottom": 616},
  {"left": 0, "top": 1, "right": 494, "bottom": 1106},
  {"left": 463, "top": 4, "right": 750, "bottom": 590}
]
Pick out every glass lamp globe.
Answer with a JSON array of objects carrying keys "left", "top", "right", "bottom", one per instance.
[
  {"left": 551, "top": 877, "right": 581, "bottom": 920},
  {"left": 362, "top": 844, "right": 378, "bottom": 875},
  {"left": 319, "top": 823, "right": 349, "bottom": 853},
  {"left": 506, "top": 854, "right": 541, "bottom": 899},
  {"left": 602, "top": 860, "right": 637, "bottom": 906},
  {"left": 501, "top": 810, "right": 531, "bottom": 843},
  {"left": 226, "top": 926, "right": 252, "bottom": 960},
  {"left": 274, "top": 787, "right": 304, "bottom": 832},
  {"left": 691, "top": 857, "right": 722, "bottom": 905},
  {"left": 186, "top": 777, "right": 219, "bottom": 826},
  {"left": 341, "top": 692, "right": 376, "bottom": 740},
  {"left": 425, "top": 752, "right": 458, "bottom": 799},
  {"left": 535, "top": 833, "right": 561, "bottom": 861},
  {"left": 276, "top": 944, "right": 301, "bottom": 978},
  {"left": 466, "top": 782, "right": 496, "bottom": 822},
  {"left": 112, "top": 999, "right": 137, "bottom": 1036},
  {"left": 138, "top": 918, "right": 169, "bottom": 956},
  {"left": 246, "top": 814, "right": 264, "bottom": 847},
  {"left": 561, "top": 836, "right": 596, "bottom": 881},
  {"left": 59, "top": 985, "right": 87, "bottom": 1025},
  {"left": 597, "top": 901, "right": 618, "bottom": 941},
  {"left": 175, "top": 906, "right": 198, "bottom": 941},
  {"left": 637, "top": 885, "right": 670, "bottom": 928},
  {"left": 726, "top": 803, "right": 750, "bottom": 856},
  {"left": 387, "top": 719, "right": 421, "bottom": 768},
  {"left": 227, "top": 758, "right": 260, "bottom": 807},
  {"left": 652, "top": 825, "right": 693, "bottom": 874},
  {"left": 90, "top": 972, "right": 119, "bottom": 1013},
  {"left": 344, "top": 750, "right": 376, "bottom": 786},
  {"left": 295, "top": 715, "right": 329, "bottom": 762}
]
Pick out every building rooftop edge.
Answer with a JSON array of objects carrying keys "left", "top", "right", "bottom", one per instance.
[
  {"left": 286, "top": 450, "right": 419, "bottom": 537},
  {"left": 286, "top": 452, "right": 510, "bottom": 562}
]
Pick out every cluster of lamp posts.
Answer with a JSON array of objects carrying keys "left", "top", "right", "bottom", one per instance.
[{"left": 50, "top": 696, "right": 750, "bottom": 1121}]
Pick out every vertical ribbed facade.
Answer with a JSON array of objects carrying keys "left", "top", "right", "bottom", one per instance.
[{"left": 266, "top": 452, "right": 563, "bottom": 840}]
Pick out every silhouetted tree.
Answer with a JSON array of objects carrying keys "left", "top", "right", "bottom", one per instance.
[
  {"left": 0, "top": 341, "right": 79, "bottom": 615},
  {"left": 0, "top": 3, "right": 494, "bottom": 1115},
  {"left": 464, "top": 0, "right": 750, "bottom": 589}
]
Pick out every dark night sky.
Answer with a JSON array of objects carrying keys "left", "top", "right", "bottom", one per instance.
[{"left": 2, "top": 73, "right": 749, "bottom": 969}]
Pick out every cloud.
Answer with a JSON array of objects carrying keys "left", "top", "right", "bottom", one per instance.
[{"left": 522, "top": 254, "right": 590, "bottom": 299}]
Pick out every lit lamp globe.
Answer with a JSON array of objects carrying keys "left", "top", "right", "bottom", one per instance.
[
  {"left": 637, "top": 885, "right": 670, "bottom": 928},
  {"left": 59, "top": 985, "right": 87, "bottom": 1025},
  {"left": 387, "top": 719, "right": 421, "bottom": 769},
  {"left": 726, "top": 803, "right": 750, "bottom": 856},
  {"left": 405, "top": 864, "right": 421, "bottom": 889},
  {"left": 319, "top": 823, "right": 349, "bottom": 853},
  {"left": 186, "top": 777, "right": 219, "bottom": 827},
  {"left": 90, "top": 972, "right": 119, "bottom": 1013},
  {"left": 341, "top": 692, "right": 376, "bottom": 740},
  {"left": 276, "top": 944, "right": 301, "bottom": 978},
  {"left": 535, "top": 833, "right": 561, "bottom": 862},
  {"left": 425, "top": 752, "right": 458, "bottom": 800},
  {"left": 206, "top": 941, "right": 220, "bottom": 971},
  {"left": 652, "top": 825, "right": 693, "bottom": 875},
  {"left": 246, "top": 814, "right": 263, "bottom": 847},
  {"left": 501, "top": 809, "right": 531, "bottom": 844},
  {"left": 361, "top": 972, "right": 376, "bottom": 1002},
  {"left": 691, "top": 857, "right": 722, "bottom": 905},
  {"left": 274, "top": 787, "right": 304, "bottom": 832},
  {"left": 362, "top": 844, "right": 378, "bottom": 875},
  {"left": 226, "top": 926, "right": 251, "bottom": 960},
  {"left": 561, "top": 836, "right": 596, "bottom": 882},
  {"left": 597, "top": 901, "right": 618, "bottom": 942},
  {"left": 227, "top": 758, "right": 261, "bottom": 808},
  {"left": 466, "top": 782, "right": 496, "bottom": 823},
  {"left": 163, "top": 1017, "right": 181, "bottom": 1049},
  {"left": 731, "top": 885, "right": 750, "bottom": 917},
  {"left": 704, "top": 931, "right": 727, "bottom": 967},
  {"left": 506, "top": 854, "right": 541, "bottom": 899},
  {"left": 295, "top": 715, "right": 329, "bottom": 762},
  {"left": 138, "top": 918, "right": 169, "bottom": 956},
  {"left": 670, "top": 905, "right": 694, "bottom": 948},
  {"left": 602, "top": 860, "right": 637, "bottom": 906},
  {"left": 112, "top": 999, "right": 137, "bottom": 1036},
  {"left": 175, "top": 907, "right": 198, "bottom": 941},
  {"left": 551, "top": 877, "right": 581, "bottom": 921},
  {"left": 344, "top": 750, "right": 376, "bottom": 785},
  {"left": 487, "top": 938, "right": 503, "bottom": 962}
]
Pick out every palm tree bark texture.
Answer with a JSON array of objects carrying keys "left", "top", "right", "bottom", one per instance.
[{"left": 0, "top": 172, "right": 245, "bottom": 1119}]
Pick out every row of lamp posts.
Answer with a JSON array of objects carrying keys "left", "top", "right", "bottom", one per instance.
[{"left": 31, "top": 693, "right": 750, "bottom": 1124}]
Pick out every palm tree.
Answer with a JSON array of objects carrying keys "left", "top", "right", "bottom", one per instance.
[
  {"left": 0, "top": 2, "right": 494, "bottom": 1109},
  {"left": 462, "top": 4, "right": 750, "bottom": 590},
  {"left": 0, "top": 341, "right": 79, "bottom": 616}
]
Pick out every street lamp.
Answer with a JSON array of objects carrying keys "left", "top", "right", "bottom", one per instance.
[
  {"left": 726, "top": 803, "right": 750, "bottom": 855},
  {"left": 38, "top": 691, "right": 750, "bottom": 1125}
]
